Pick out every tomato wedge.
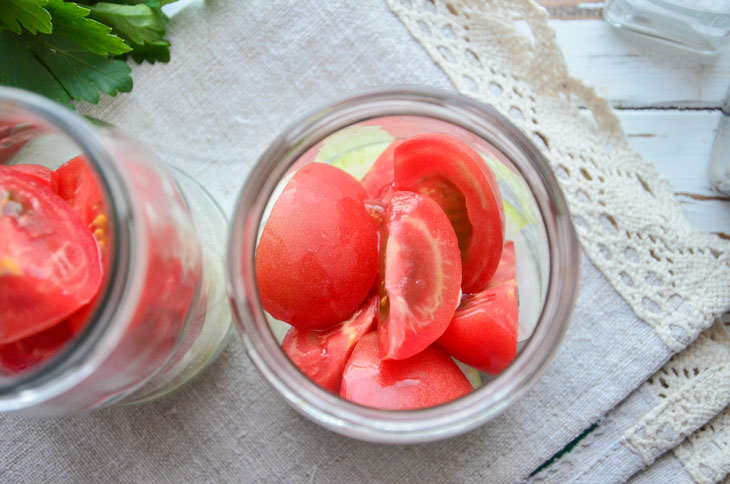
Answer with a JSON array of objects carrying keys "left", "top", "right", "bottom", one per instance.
[
  {"left": 340, "top": 332, "right": 472, "bottom": 410},
  {"left": 378, "top": 191, "right": 462, "bottom": 360},
  {"left": 438, "top": 242, "right": 518, "bottom": 375},
  {"left": 56, "top": 155, "right": 108, "bottom": 249},
  {"left": 256, "top": 163, "right": 378, "bottom": 330},
  {"left": 0, "top": 167, "right": 102, "bottom": 343},
  {"left": 282, "top": 295, "right": 377, "bottom": 392},
  {"left": 0, "top": 319, "right": 73, "bottom": 374},
  {"left": 394, "top": 133, "right": 504, "bottom": 293},
  {"left": 8, "top": 164, "right": 59, "bottom": 192}
]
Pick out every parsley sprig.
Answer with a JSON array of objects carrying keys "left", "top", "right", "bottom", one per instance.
[{"left": 0, "top": 0, "right": 178, "bottom": 108}]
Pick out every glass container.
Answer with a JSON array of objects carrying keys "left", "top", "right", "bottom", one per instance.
[
  {"left": 0, "top": 87, "right": 232, "bottom": 415},
  {"left": 226, "top": 87, "right": 580, "bottom": 443}
]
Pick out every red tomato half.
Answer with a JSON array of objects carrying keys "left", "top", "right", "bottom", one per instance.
[
  {"left": 340, "top": 332, "right": 472, "bottom": 410},
  {"left": 256, "top": 163, "right": 378, "bottom": 330},
  {"left": 0, "top": 319, "right": 73, "bottom": 374},
  {"left": 8, "top": 164, "right": 59, "bottom": 192},
  {"left": 0, "top": 167, "right": 102, "bottom": 343},
  {"left": 282, "top": 294, "right": 377, "bottom": 393},
  {"left": 394, "top": 133, "right": 504, "bottom": 293},
  {"left": 56, "top": 155, "right": 108, "bottom": 249},
  {"left": 361, "top": 140, "right": 401, "bottom": 200},
  {"left": 378, "top": 191, "right": 462, "bottom": 360},
  {"left": 438, "top": 242, "right": 518, "bottom": 375}
]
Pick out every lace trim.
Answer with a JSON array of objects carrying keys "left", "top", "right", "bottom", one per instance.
[
  {"left": 387, "top": 0, "right": 730, "bottom": 351},
  {"left": 624, "top": 321, "right": 730, "bottom": 469}
]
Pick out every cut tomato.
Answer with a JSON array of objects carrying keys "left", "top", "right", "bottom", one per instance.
[
  {"left": 0, "top": 319, "right": 73, "bottom": 374},
  {"left": 394, "top": 133, "right": 504, "bottom": 293},
  {"left": 56, "top": 155, "right": 108, "bottom": 249},
  {"left": 361, "top": 140, "right": 400, "bottom": 200},
  {"left": 8, "top": 164, "right": 59, "bottom": 192},
  {"left": 438, "top": 242, "right": 518, "bottom": 375},
  {"left": 340, "top": 332, "right": 472, "bottom": 410},
  {"left": 0, "top": 167, "right": 103, "bottom": 343},
  {"left": 256, "top": 163, "right": 378, "bottom": 330},
  {"left": 282, "top": 294, "right": 377, "bottom": 393},
  {"left": 378, "top": 191, "right": 462, "bottom": 360}
]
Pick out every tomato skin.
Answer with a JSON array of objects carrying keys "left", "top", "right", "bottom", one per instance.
[
  {"left": 8, "top": 164, "right": 59, "bottom": 192},
  {"left": 256, "top": 163, "right": 379, "bottom": 330},
  {"left": 438, "top": 242, "right": 518, "bottom": 375},
  {"left": 361, "top": 140, "right": 401, "bottom": 200},
  {"left": 282, "top": 295, "right": 377, "bottom": 392},
  {"left": 0, "top": 320, "right": 73, "bottom": 374},
  {"left": 378, "top": 191, "right": 462, "bottom": 360},
  {"left": 394, "top": 133, "right": 504, "bottom": 293},
  {"left": 0, "top": 167, "right": 102, "bottom": 343},
  {"left": 340, "top": 332, "right": 472, "bottom": 410}
]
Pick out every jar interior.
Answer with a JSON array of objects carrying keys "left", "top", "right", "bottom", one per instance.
[
  {"left": 0, "top": 107, "right": 115, "bottom": 385},
  {"left": 258, "top": 115, "right": 550, "bottom": 398}
]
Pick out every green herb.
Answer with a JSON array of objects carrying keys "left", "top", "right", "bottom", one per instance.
[{"left": 0, "top": 0, "right": 178, "bottom": 108}]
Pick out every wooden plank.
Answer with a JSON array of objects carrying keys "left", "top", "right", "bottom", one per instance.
[
  {"left": 616, "top": 109, "right": 730, "bottom": 236},
  {"left": 547, "top": 20, "right": 730, "bottom": 108}
]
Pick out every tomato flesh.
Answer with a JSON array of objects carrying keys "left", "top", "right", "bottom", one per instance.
[
  {"left": 256, "top": 163, "right": 378, "bottom": 330},
  {"left": 282, "top": 294, "right": 377, "bottom": 392},
  {"left": 438, "top": 242, "right": 518, "bottom": 374},
  {"left": 8, "top": 164, "right": 59, "bottom": 192},
  {"left": 378, "top": 191, "right": 462, "bottom": 360},
  {"left": 0, "top": 319, "right": 73, "bottom": 374},
  {"left": 340, "top": 332, "right": 472, "bottom": 410},
  {"left": 55, "top": 155, "right": 108, "bottom": 249},
  {"left": 361, "top": 140, "right": 400, "bottom": 200},
  {"left": 394, "top": 133, "right": 504, "bottom": 293},
  {"left": 0, "top": 167, "right": 102, "bottom": 343}
]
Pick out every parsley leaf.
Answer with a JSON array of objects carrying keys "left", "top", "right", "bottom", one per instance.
[
  {"left": 0, "top": 29, "right": 132, "bottom": 106},
  {"left": 89, "top": 2, "right": 170, "bottom": 63},
  {"left": 0, "top": 31, "right": 70, "bottom": 106},
  {"left": 30, "top": 33, "right": 133, "bottom": 103},
  {"left": 0, "top": 0, "right": 53, "bottom": 35},
  {"left": 46, "top": 0, "right": 130, "bottom": 56}
]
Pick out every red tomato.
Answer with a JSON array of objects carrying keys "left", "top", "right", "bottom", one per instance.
[
  {"left": 8, "top": 164, "right": 59, "bottom": 192},
  {"left": 0, "top": 319, "right": 73, "bottom": 374},
  {"left": 394, "top": 133, "right": 504, "bottom": 293},
  {"left": 256, "top": 163, "right": 378, "bottom": 330},
  {"left": 438, "top": 242, "right": 518, "bottom": 375},
  {"left": 282, "top": 294, "right": 377, "bottom": 393},
  {"left": 55, "top": 155, "right": 108, "bottom": 249},
  {"left": 378, "top": 191, "right": 462, "bottom": 360},
  {"left": 340, "top": 332, "right": 472, "bottom": 410},
  {"left": 0, "top": 167, "right": 102, "bottom": 343},
  {"left": 361, "top": 140, "right": 400, "bottom": 200}
]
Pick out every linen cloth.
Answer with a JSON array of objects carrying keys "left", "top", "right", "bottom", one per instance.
[{"left": 1, "top": 1, "right": 726, "bottom": 483}]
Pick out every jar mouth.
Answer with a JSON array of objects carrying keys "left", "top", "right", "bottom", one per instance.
[
  {"left": 227, "top": 86, "right": 580, "bottom": 443},
  {"left": 0, "top": 87, "right": 137, "bottom": 410}
]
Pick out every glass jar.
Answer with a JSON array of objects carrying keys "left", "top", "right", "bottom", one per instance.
[
  {"left": 0, "top": 87, "right": 232, "bottom": 415},
  {"left": 604, "top": 0, "right": 730, "bottom": 54},
  {"left": 227, "top": 88, "right": 580, "bottom": 443}
]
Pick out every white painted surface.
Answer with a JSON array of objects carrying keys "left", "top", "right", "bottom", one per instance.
[
  {"left": 550, "top": 18, "right": 730, "bottom": 236},
  {"left": 549, "top": 20, "right": 730, "bottom": 108}
]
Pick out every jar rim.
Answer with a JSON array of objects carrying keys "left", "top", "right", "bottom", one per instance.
[
  {"left": 0, "top": 87, "right": 138, "bottom": 411},
  {"left": 226, "top": 86, "right": 581, "bottom": 443}
]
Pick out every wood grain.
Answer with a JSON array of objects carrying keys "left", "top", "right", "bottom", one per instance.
[{"left": 538, "top": 0, "right": 604, "bottom": 20}]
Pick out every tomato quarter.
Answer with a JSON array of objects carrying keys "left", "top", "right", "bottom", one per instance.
[{"left": 0, "top": 167, "right": 102, "bottom": 343}]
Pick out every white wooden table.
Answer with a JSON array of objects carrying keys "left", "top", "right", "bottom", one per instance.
[{"left": 540, "top": 0, "right": 730, "bottom": 239}]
